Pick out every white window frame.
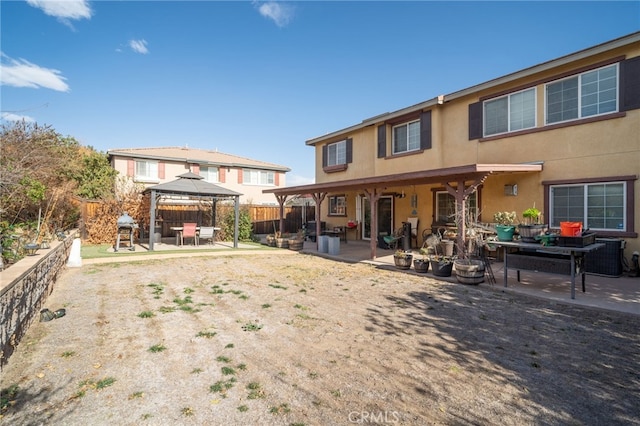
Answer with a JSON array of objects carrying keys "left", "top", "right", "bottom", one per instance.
[
  {"left": 327, "top": 140, "right": 347, "bottom": 166},
  {"left": 549, "top": 181, "right": 626, "bottom": 231},
  {"left": 243, "top": 169, "right": 275, "bottom": 186},
  {"left": 483, "top": 88, "right": 536, "bottom": 137},
  {"left": 545, "top": 63, "right": 618, "bottom": 125},
  {"left": 135, "top": 160, "right": 158, "bottom": 182},
  {"left": 328, "top": 195, "right": 347, "bottom": 216},
  {"left": 200, "top": 166, "right": 219, "bottom": 183},
  {"left": 392, "top": 120, "right": 420, "bottom": 154}
]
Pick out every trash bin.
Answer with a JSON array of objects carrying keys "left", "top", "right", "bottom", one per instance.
[
  {"left": 328, "top": 236, "right": 340, "bottom": 255},
  {"left": 402, "top": 222, "right": 412, "bottom": 251},
  {"left": 318, "top": 235, "right": 329, "bottom": 253}
]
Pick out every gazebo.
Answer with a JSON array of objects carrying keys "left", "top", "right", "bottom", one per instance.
[{"left": 143, "top": 172, "right": 242, "bottom": 251}]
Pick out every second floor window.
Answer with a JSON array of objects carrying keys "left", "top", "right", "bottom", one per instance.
[
  {"left": 327, "top": 140, "right": 346, "bottom": 166},
  {"left": 546, "top": 64, "right": 618, "bottom": 125},
  {"left": 484, "top": 88, "right": 536, "bottom": 136},
  {"left": 243, "top": 169, "right": 274, "bottom": 185},
  {"left": 135, "top": 160, "right": 158, "bottom": 181},
  {"left": 392, "top": 120, "right": 420, "bottom": 154},
  {"left": 200, "top": 166, "right": 219, "bottom": 183}
]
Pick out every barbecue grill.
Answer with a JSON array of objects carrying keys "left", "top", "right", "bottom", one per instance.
[{"left": 114, "top": 212, "right": 137, "bottom": 252}]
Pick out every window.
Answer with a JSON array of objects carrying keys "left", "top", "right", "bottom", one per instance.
[
  {"left": 328, "top": 195, "right": 346, "bottom": 216},
  {"left": 435, "top": 191, "right": 478, "bottom": 223},
  {"left": 546, "top": 64, "right": 618, "bottom": 124},
  {"left": 327, "top": 140, "right": 346, "bottom": 166},
  {"left": 550, "top": 182, "right": 625, "bottom": 231},
  {"left": 483, "top": 88, "right": 536, "bottom": 136},
  {"left": 135, "top": 160, "right": 158, "bottom": 181},
  {"left": 392, "top": 120, "right": 420, "bottom": 154},
  {"left": 243, "top": 169, "right": 274, "bottom": 185},
  {"left": 200, "top": 166, "right": 219, "bottom": 183}
]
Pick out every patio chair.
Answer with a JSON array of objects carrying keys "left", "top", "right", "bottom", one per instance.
[
  {"left": 181, "top": 223, "right": 198, "bottom": 246},
  {"left": 198, "top": 226, "right": 215, "bottom": 245}
]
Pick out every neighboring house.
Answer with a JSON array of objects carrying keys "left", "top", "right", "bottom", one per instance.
[
  {"left": 108, "top": 147, "right": 290, "bottom": 205},
  {"left": 265, "top": 31, "right": 640, "bottom": 258}
]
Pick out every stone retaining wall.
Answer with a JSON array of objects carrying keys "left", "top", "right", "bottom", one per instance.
[{"left": 0, "top": 231, "right": 77, "bottom": 368}]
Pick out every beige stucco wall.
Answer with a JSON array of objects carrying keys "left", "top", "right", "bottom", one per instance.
[{"left": 313, "top": 41, "right": 640, "bottom": 255}]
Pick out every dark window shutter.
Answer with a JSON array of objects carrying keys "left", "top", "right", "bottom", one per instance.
[
  {"left": 420, "top": 111, "right": 432, "bottom": 150},
  {"left": 468, "top": 102, "right": 483, "bottom": 140},
  {"left": 322, "top": 144, "right": 327, "bottom": 167},
  {"left": 377, "top": 124, "right": 386, "bottom": 158},
  {"left": 620, "top": 57, "right": 640, "bottom": 112},
  {"left": 346, "top": 138, "right": 353, "bottom": 164}
]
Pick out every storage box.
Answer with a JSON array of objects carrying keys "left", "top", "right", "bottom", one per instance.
[
  {"left": 557, "top": 232, "right": 596, "bottom": 248},
  {"left": 507, "top": 252, "right": 571, "bottom": 275}
]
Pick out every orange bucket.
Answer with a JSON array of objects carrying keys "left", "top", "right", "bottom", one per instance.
[{"left": 560, "top": 222, "right": 582, "bottom": 236}]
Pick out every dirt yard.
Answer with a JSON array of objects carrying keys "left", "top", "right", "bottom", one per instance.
[{"left": 1, "top": 253, "right": 639, "bottom": 425}]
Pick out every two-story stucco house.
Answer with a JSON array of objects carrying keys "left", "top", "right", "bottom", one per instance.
[
  {"left": 265, "top": 31, "right": 640, "bottom": 261},
  {"left": 108, "top": 146, "right": 290, "bottom": 205}
]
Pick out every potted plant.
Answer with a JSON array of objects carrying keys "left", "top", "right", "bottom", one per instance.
[
  {"left": 494, "top": 211, "right": 517, "bottom": 242},
  {"left": 287, "top": 230, "right": 304, "bottom": 251},
  {"left": 423, "top": 233, "right": 454, "bottom": 277},
  {"left": 430, "top": 254, "right": 454, "bottom": 277},
  {"left": 518, "top": 206, "right": 547, "bottom": 243},
  {"left": 413, "top": 248, "right": 430, "bottom": 273},
  {"left": 275, "top": 231, "right": 290, "bottom": 248},
  {"left": 393, "top": 249, "right": 413, "bottom": 270}
]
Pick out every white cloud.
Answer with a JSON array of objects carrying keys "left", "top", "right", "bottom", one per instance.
[
  {"left": 0, "top": 53, "right": 70, "bottom": 92},
  {"left": 129, "top": 39, "right": 149, "bottom": 54},
  {"left": 255, "top": 1, "right": 294, "bottom": 27},
  {"left": 1, "top": 112, "right": 35, "bottom": 123},
  {"left": 286, "top": 174, "right": 315, "bottom": 186},
  {"left": 27, "top": 0, "right": 92, "bottom": 28}
]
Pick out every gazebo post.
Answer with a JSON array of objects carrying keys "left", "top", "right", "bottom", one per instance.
[
  {"left": 234, "top": 195, "right": 239, "bottom": 248},
  {"left": 149, "top": 190, "right": 157, "bottom": 251}
]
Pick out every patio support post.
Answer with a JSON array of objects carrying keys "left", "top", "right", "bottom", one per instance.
[
  {"left": 311, "top": 192, "right": 327, "bottom": 250},
  {"left": 275, "top": 195, "right": 288, "bottom": 236},
  {"left": 443, "top": 175, "right": 487, "bottom": 258},
  {"left": 364, "top": 188, "right": 381, "bottom": 260}
]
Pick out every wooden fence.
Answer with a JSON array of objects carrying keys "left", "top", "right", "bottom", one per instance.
[{"left": 80, "top": 201, "right": 314, "bottom": 238}]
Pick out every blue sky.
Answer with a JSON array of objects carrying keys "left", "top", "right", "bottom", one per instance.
[{"left": 2, "top": 1, "right": 639, "bottom": 186}]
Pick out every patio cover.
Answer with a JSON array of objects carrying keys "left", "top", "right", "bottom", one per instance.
[
  {"left": 263, "top": 163, "right": 543, "bottom": 259},
  {"left": 144, "top": 172, "right": 242, "bottom": 251}
]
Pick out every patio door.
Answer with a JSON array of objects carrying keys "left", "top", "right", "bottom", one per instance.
[{"left": 361, "top": 196, "right": 393, "bottom": 241}]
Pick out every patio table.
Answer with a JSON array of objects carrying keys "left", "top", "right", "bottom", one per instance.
[{"left": 490, "top": 240, "right": 604, "bottom": 299}]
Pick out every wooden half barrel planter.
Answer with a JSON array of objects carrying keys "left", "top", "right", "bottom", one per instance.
[{"left": 454, "top": 259, "right": 485, "bottom": 285}]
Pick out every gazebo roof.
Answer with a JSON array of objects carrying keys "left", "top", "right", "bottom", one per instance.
[{"left": 144, "top": 172, "right": 242, "bottom": 198}]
